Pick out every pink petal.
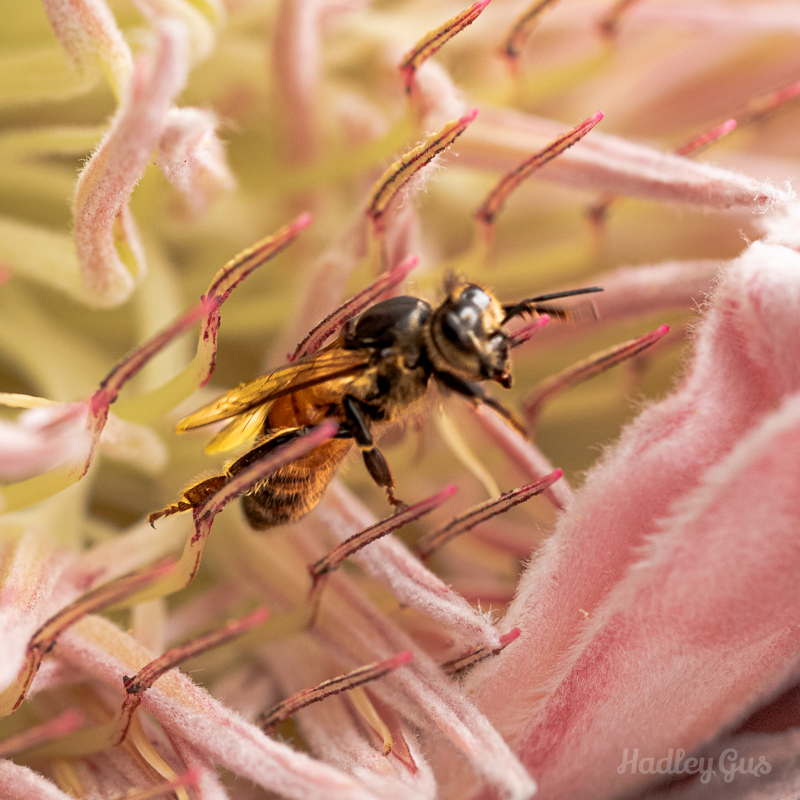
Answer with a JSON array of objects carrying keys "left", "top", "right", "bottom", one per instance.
[
  {"left": 315, "top": 481, "right": 502, "bottom": 650},
  {"left": 0, "top": 709, "right": 84, "bottom": 759},
  {"left": 269, "top": 220, "right": 367, "bottom": 364},
  {"left": 507, "top": 387, "right": 800, "bottom": 799},
  {"left": 413, "top": 60, "right": 469, "bottom": 131},
  {"left": 170, "top": 737, "right": 232, "bottom": 800},
  {"left": 472, "top": 406, "right": 573, "bottom": 510},
  {"left": 534, "top": 259, "right": 724, "bottom": 347},
  {"left": 463, "top": 107, "right": 794, "bottom": 211},
  {"left": 62, "top": 515, "right": 190, "bottom": 599},
  {"left": 0, "top": 534, "right": 68, "bottom": 692},
  {"left": 454, "top": 233, "right": 800, "bottom": 798},
  {"left": 157, "top": 107, "right": 234, "bottom": 214},
  {"left": 41, "top": 0, "right": 133, "bottom": 95},
  {"left": 263, "top": 640, "right": 438, "bottom": 800},
  {"left": 465, "top": 237, "right": 800, "bottom": 743},
  {"left": 72, "top": 22, "right": 189, "bottom": 307},
  {"left": 97, "top": 413, "right": 167, "bottom": 475},
  {"left": 70, "top": 746, "right": 167, "bottom": 798},
  {"left": 631, "top": 1, "right": 800, "bottom": 34},
  {"left": 0, "top": 760, "right": 75, "bottom": 800},
  {"left": 309, "top": 571, "right": 535, "bottom": 800},
  {"left": 56, "top": 616, "right": 385, "bottom": 800},
  {"left": 131, "top": 0, "right": 222, "bottom": 63},
  {"left": 379, "top": 203, "right": 423, "bottom": 274},
  {"left": 0, "top": 403, "right": 89, "bottom": 483},
  {"left": 222, "top": 525, "right": 533, "bottom": 798},
  {"left": 272, "top": 0, "right": 321, "bottom": 162}
]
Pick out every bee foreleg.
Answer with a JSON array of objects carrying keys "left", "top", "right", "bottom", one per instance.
[
  {"left": 435, "top": 372, "right": 528, "bottom": 438},
  {"left": 342, "top": 395, "right": 406, "bottom": 511}
]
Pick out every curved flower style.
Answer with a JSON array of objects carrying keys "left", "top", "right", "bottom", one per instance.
[{"left": 1, "top": 1, "right": 800, "bottom": 799}]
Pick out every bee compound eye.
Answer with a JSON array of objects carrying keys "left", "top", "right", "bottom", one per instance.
[
  {"left": 460, "top": 285, "right": 491, "bottom": 308},
  {"left": 442, "top": 310, "right": 473, "bottom": 352}
]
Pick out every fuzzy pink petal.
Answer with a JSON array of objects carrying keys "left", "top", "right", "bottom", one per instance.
[
  {"left": 463, "top": 108, "right": 794, "bottom": 211},
  {"left": 72, "top": 22, "right": 189, "bottom": 307},
  {"left": 534, "top": 260, "right": 723, "bottom": 347},
  {"left": 762, "top": 201, "right": 800, "bottom": 248},
  {"left": 71, "top": 746, "right": 164, "bottom": 797},
  {"left": 270, "top": 219, "right": 367, "bottom": 364},
  {"left": 263, "top": 640, "right": 437, "bottom": 800},
  {"left": 157, "top": 107, "right": 234, "bottom": 214},
  {"left": 0, "top": 535, "right": 69, "bottom": 692},
  {"left": 41, "top": 0, "right": 133, "bottom": 95},
  {"left": 0, "top": 404, "right": 89, "bottom": 482},
  {"left": 504, "top": 387, "right": 800, "bottom": 799},
  {"left": 380, "top": 204, "right": 423, "bottom": 273},
  {"left": 132, "top": 0, "right": 222, "bottom": 63},
  {"left": 316, "top": 481, "right": 502, "bottom": 650},
  {"left": 463, "top": 234, "right": 800, "bottom": 749},
  {"left": 273, "top": 0, "right": 320, "bottom": 162},
  {"left": 0, "top": 760, "right": 75, "bottom": 800},
  {"left": 97, "top": 413, "right": 167, "bottom": 475},
  {"left": 309, "top": 572, "right": 535, "bottom": 800},
  {"left": 62, "top": 515, "right": 190, "bottom": 597},
  {"left": 56, "top": 616, "right": 384, "bottom": 800},
  {"left": 225, "top": 526, "right": 533, "bottom": 799},
  {"left": 170, "top": 736, "right": 232, "bottom": 800},
  {"left": 630, "top": 0, "right": 800, "bottom": 34},
  {"left": 411, "top": 61, "right": 469, "bottom": 137}
]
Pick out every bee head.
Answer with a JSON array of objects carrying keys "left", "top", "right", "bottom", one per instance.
[{"left": 427, "top": 282, "right": 512, "bottom": 387}]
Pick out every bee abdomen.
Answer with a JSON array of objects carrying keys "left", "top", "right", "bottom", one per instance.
[
  {"left": 241, "top": 468, "right": 320, "bottom": 529},
  {"left": 240, "top": 438, "right": 351, "bottom": 530}
]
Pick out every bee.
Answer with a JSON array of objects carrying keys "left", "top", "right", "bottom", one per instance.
[{"left": 150, "top": 279, "right": 601, "bottom": 529}]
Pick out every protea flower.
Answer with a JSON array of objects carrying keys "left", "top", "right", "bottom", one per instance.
[{"left": 1, "top": 1, "right": 799, "bottom": 799}]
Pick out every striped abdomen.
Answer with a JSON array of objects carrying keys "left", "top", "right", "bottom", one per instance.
[
  {"left": 241, "top": 438, "right": 351, "bottom": 528},
  {"left": 241, "top": 390, "right": 351, "bottom": 529}
]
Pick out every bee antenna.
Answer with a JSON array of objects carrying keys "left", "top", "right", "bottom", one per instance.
[
  {"left": 502, "top": 286, "right": 603, "bottom": 324},
  {"left": 443, "top": 271, "right": 462, "bottom": 297}
]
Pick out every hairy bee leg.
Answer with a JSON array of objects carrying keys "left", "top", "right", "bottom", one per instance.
[
  {"left": 362, "top": 448, "right": 408, "bottom": 511},
  {"left": 342, "top": 395, "right": 407, "bottom": 510},
  {"left": 227, "top": 427, "right": 310, "bottom": 476},
  {"left": 150, "top": 429, "right": 316, "bottom": 527},
  {"left": 435, "top": 372, "right": 529, "bottom": 438},
  {"left": 147, "top": 475, "right": 228, "bottom": 526}
]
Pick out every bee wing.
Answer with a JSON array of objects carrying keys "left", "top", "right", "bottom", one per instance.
[
  {"left": 175, "top": 348, "right": 371, "bottom": 433},
  {"left": 203, "top": 403, "right": 273, "bottom": 454}
]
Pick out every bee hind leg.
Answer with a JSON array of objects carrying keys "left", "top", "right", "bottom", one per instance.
[
  {"left": 342, "top": 395, "right": 407, "bottom": 512},
  {"left": 147, "top": 475, "right": 228, "bottom": 527},
  {"left": 148, "top": 428, "right": 312, "bottom": 528}
]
